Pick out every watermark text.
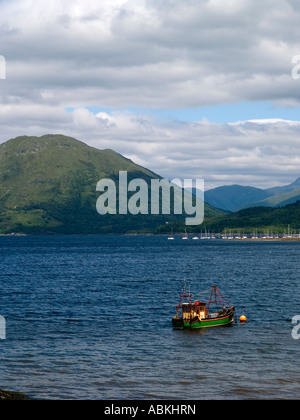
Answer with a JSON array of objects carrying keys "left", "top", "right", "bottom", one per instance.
[
  {"left": 0, "top": 316, "right": 6, "bottom": 340},
  {"left": 0, "top": 55, "right": 6, "bottom": 80},
  {"left": 292, "top": 55, "right": 300, "bottom": 80},
  {"left": 96, "top": 171, "right": 204, "bottom": 226},
  {"left": 292, "top": 315, "right": 300, "bottom": 340}
]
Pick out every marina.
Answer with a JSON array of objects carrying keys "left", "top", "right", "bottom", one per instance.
[{"left": 175, "top": 230, "right": 300, "bottom": 241}]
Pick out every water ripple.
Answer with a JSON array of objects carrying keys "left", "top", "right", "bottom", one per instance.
[{"left": 0, "top": 236, "right": 300, "bottom": 400}]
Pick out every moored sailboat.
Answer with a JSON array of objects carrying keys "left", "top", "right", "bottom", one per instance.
[
  {"left": 168, "top": 228, "right": 175, "bottom": 240},
  {"left": 182, "top": 229, "right": 188, "bottom": 240}
]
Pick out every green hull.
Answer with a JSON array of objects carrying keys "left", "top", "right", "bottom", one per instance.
[{"left": 172, "top": 310, "right": 234, "bottom": 330}]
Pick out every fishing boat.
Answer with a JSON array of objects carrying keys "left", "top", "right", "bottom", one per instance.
[{"left": 172, "top": 284, "right": 235, "bottom": 329}]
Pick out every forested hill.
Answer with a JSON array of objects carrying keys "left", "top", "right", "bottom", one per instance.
[
  {"left": 0, "top": 134, "right": 222, "bottom": 234},
  {"left": 202, "top": 200, "right": 300, "bottom": 233}
]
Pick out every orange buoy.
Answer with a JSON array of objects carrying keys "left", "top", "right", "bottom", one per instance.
[{"left": 240, "top": 315, "right": 247, "bottom": 323}]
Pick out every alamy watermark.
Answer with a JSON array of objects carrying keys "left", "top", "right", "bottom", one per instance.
[
  {"left": 0, "top": 316, "right": 6, "bottom": 340},
  {"left": 292, "top": 316, "right": 300, "bottom": 340},
  {"left": 291, "top": 56, "right": 300, "bottom": 80},
  {"left": 0, "top": 55, "right": 6, "bottom": 80},
  {"left": 96, "top": 171, "right": 204, "bottom": 226}
]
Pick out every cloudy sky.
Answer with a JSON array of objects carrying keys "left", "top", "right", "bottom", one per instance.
[{"left": 1, "top": 0, "right": 300, "bottom": 189}]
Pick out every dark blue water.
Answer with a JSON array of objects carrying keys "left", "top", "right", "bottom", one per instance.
[{"left": 0, "top": 235, "right": 300, "bottom": 400}]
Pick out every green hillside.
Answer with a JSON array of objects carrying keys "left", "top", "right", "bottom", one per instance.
[
  {"left": 205, "top": 177, "right": 300, "bottom": 211},
  {"left": 201, "top": 201, "right": 300, "bottom": 233},
  {"left": 205, "top": 184, "right": 272, "bottom": 211},
  {"left": 247, "top": 187, "right": 300, "bottom": 208},
  {"left": 0, "top": 134, "right": 222, "bottom": 234},
  {"left": 266, "top": 177, "right": 300, "bottom": 195},
  {"left": 0, "top": 134, "right": 155, "bottom": 207}
]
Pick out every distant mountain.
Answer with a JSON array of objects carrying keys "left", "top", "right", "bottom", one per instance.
[
  {"left": 205, "top": 178, "right": 300, "bottom": 211},
  {"left": 266, "top": 177, "right": 300, "bottom": 195},
  {"left": 205, "top": 185, "right": 273, "bottom": 212},
  {"left": 277, "top": 192, "right": 300, "bottom": 207},
  {"left": 246, "top": 187, "right": 300, "bottom": 209},
  {"left": 0, "top": 135, "right": 223, "bottom": 234}
]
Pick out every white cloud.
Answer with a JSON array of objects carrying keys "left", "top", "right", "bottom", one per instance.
[
  {"left": 0, "top": 0, "right": 300, "bottom": 189},
  {"left": 1, "top": 0, "right": 300, "bottom": 108},
  {"left": 1, "top": 104, "right": 299, "bottom": 189}
]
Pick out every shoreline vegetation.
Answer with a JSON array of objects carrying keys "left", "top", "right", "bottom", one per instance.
[
  {"left": 0, "top": 389, "right": 29, "bottom": 400},
  {"left": 0, "top": 233, "right": 300, "bottom": 241}
]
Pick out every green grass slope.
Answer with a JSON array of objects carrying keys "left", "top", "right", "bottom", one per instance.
[{"left": 0, "top": 134, "right": 222, "bottom": 234}]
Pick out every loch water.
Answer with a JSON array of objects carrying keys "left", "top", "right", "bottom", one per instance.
[{"left": 0, "top": 235, "right": 300, "bottom": 400}]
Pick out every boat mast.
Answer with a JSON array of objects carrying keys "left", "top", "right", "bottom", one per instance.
[
  {"left": 207, "top": 285, "right": 230, "bottom": 311},
  {"left": 180, "top": 279, "right": 192, "bottom": 305}
]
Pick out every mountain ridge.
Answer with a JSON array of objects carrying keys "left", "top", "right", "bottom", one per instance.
[
  {"left": 0, "top": 134, "right": 223, "bottom": 234},
  {"left": 266, "top": 177, "right": 300, "bottom": 195},
  {"left": 205, "top": 177, "right": 300, "bottom": 212}
]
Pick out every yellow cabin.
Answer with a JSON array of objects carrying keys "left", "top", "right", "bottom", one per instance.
[{"left": 181, "top": 301, "right": 207, "bottom": 322}]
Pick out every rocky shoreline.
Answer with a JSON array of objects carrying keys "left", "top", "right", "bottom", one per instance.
[{"left": 0, "top": 389, "right": 29, "bottom": 400}]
